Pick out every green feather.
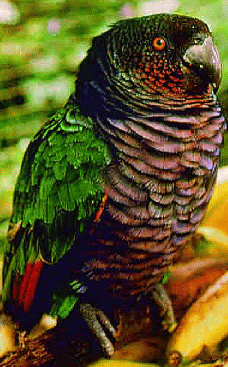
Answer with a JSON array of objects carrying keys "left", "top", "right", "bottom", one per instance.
[
  {"left": 50, "top": 279, "right": 86, "bottom": 319},
  {"left": 50, "top": 294, "right": 79, "bottom": 319},
  {"left": 2, "top": 100, "right": 111, "bottom": 304}
]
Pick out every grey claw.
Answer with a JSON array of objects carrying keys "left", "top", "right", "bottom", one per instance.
[
  {"left": 79, "top": 303, "right": 116, "bottom": 357},
  {"left": 151, "top": 284, "right": 177, "bottom": 333}
]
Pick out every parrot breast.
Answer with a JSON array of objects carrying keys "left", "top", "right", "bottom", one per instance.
[{"left": 82, "top": 88, "right": 226, "bottom": 299}]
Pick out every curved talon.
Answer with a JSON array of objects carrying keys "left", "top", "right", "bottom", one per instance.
[
  {"left": 79, "top": 303, "right": 116, "bottom": 357},
  {"left": 151, "top": 284, "right": 177, "bottom": 333}
]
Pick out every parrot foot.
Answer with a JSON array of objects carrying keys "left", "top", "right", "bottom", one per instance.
[
  {"left": 150, "top": 284, "right": 177, "bottom": 333},
  {"left": 79, "top": 303, "right": 116, "bottom": 357}
]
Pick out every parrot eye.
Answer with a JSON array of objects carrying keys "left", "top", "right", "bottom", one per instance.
[{"left": 152, "top": 37, "right": 166, "bottom": 51}]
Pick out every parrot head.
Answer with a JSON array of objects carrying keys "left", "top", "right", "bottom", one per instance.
[
  {"left": 108, "top": 13, "right": 221, "bottom": 95},
  {"left": 77, "top": 14, "right": 221, "bottom": 116}
]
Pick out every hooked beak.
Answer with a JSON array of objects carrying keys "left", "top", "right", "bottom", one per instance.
[{"left": 183, "top": 36, "right": 222, "bottom": 93}]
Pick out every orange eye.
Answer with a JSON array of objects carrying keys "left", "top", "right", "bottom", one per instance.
[{"left": 152, "top": 37, "right": 166, "bottom": 51}]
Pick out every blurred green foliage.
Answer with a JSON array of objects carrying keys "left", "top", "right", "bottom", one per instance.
[{"left": 0, "top": 0, "right": 228, "bottom": 248}]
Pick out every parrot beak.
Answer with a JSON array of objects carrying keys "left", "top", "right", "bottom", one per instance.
[{"left": 183, "top": 36, "right": 222, "bottom": 93}]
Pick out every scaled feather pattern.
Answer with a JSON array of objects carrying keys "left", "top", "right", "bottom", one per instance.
[{"left": 2, "top": 13, "right": 226, "bottom": 355}]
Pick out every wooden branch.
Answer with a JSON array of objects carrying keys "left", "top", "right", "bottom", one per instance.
[
  {"left": 0, "top": 325, "right": 100, "bottom": 367},
  {"left": 0, "top": 330, "right": 55, "bottom": 367}
]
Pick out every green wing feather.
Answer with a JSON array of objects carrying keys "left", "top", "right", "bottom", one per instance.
[{"left": 3, "top": 98, "right": 111, "bottom": 304}]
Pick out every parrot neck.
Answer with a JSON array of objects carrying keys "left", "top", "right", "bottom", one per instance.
[{"left": 76, "top": 75, "right": 218, "bottom": 127}]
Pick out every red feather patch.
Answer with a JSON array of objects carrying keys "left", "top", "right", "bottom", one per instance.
[{"left": 12, "top": 261, "right": 44, "bottom": 313}]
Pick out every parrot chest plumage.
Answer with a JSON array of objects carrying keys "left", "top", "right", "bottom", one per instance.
[{"left": 82, "top": 96, "right": 225, "bottom": 297}]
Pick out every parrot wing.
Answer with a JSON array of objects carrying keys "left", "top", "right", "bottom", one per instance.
[{"left": 2, "top": 99, "right": 111, "bottom": 311}]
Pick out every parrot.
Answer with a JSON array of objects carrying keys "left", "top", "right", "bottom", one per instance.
[{"left": 2, "top": 13, "right": 226, "bottom": 360}]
